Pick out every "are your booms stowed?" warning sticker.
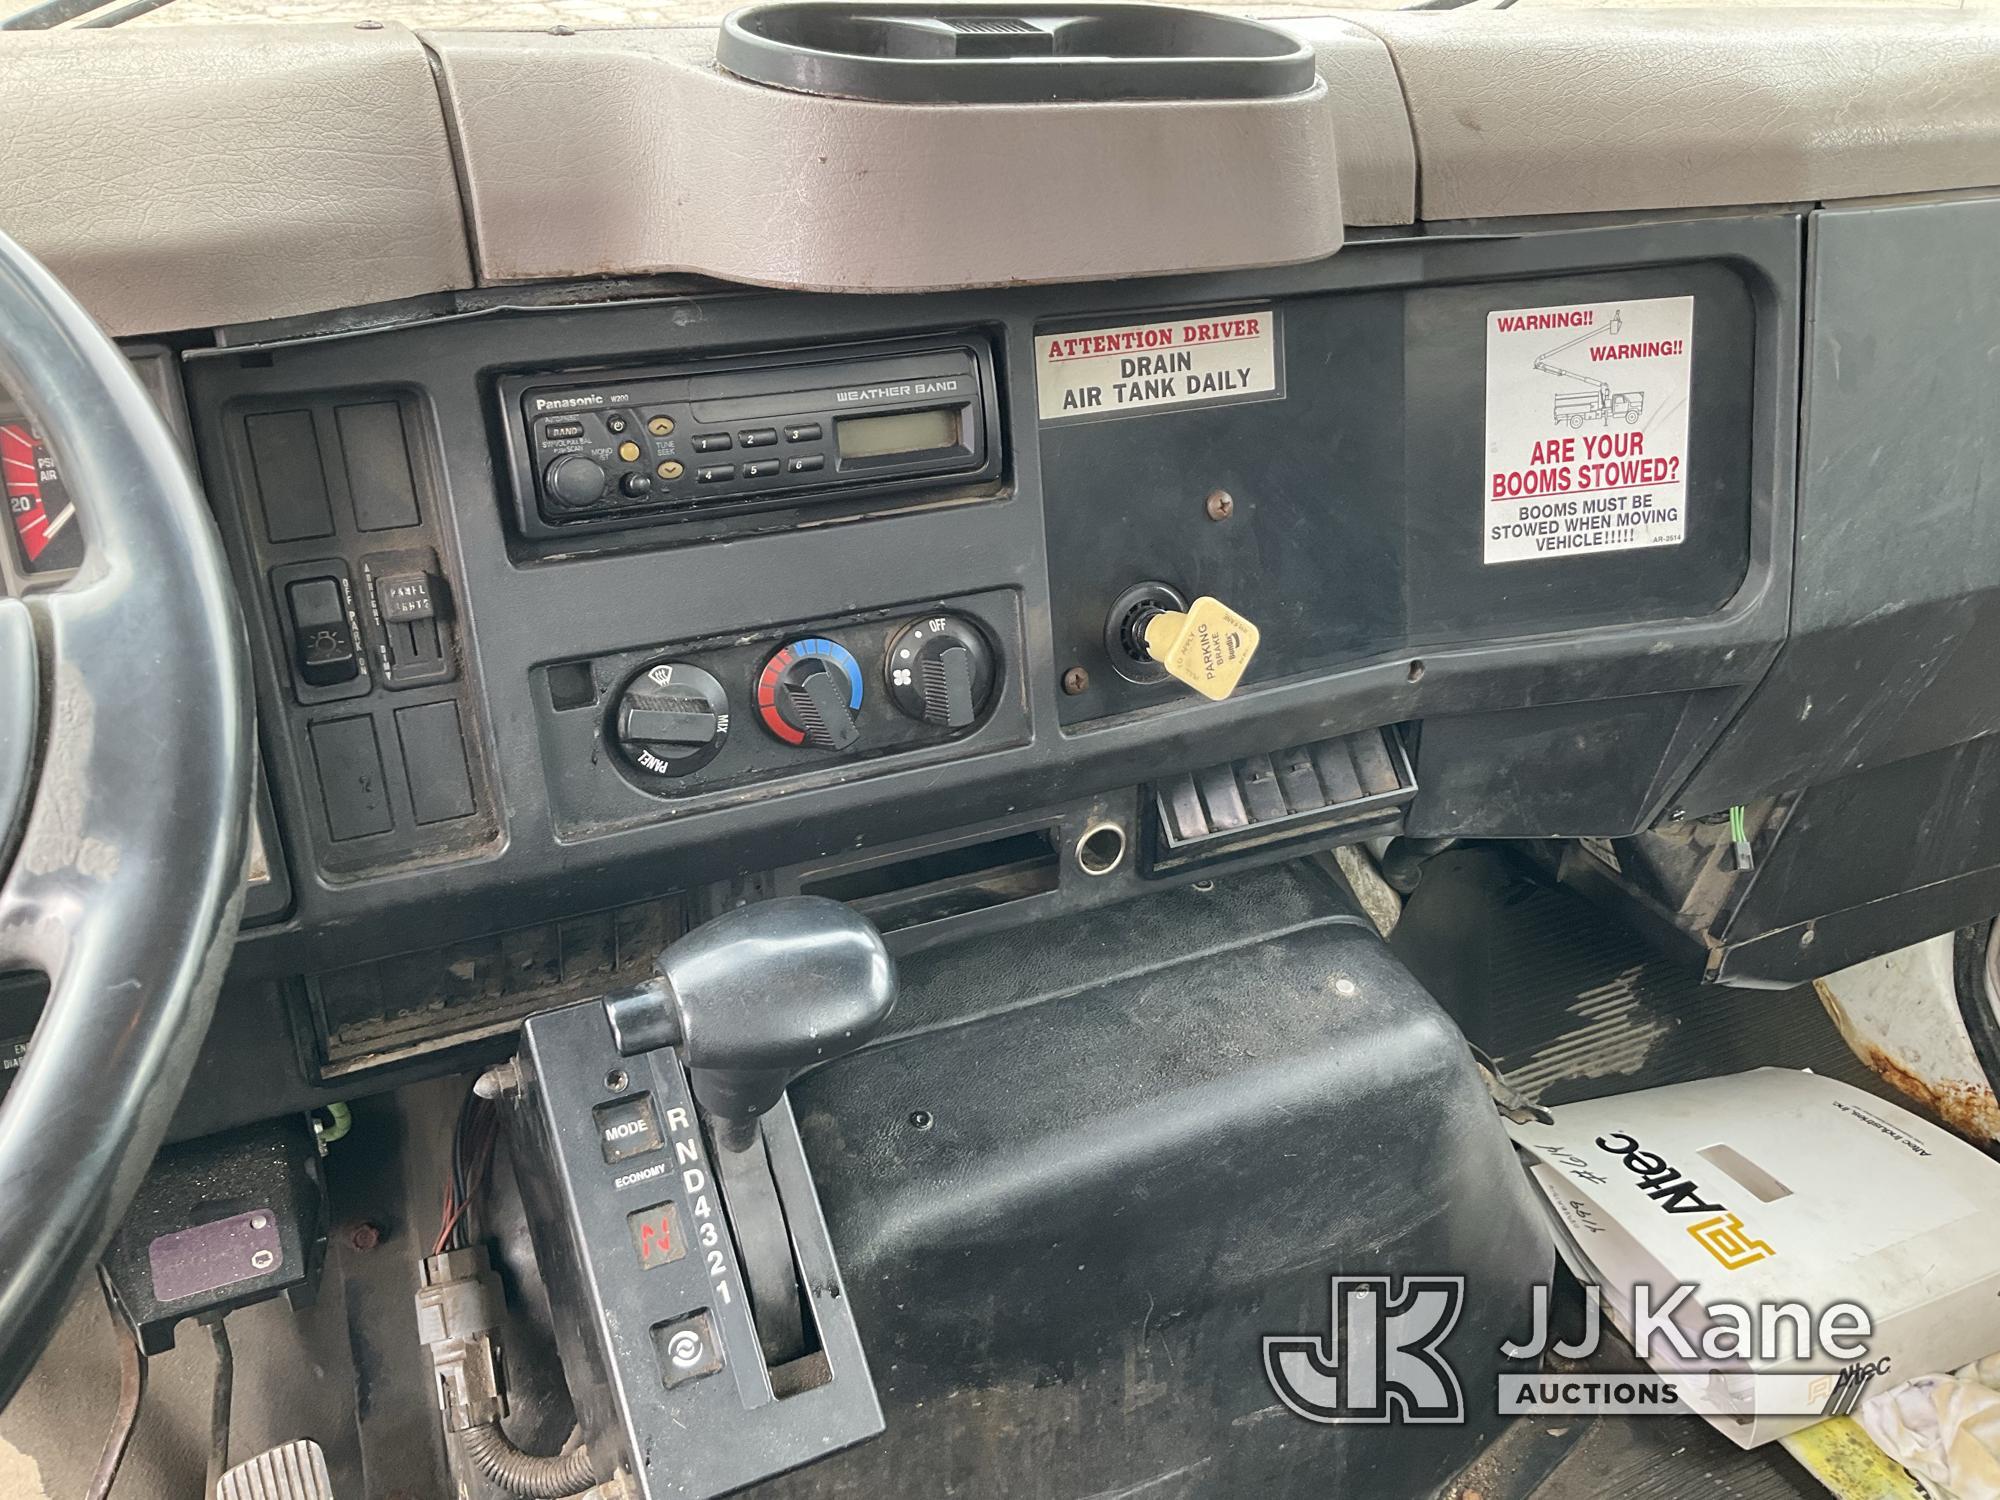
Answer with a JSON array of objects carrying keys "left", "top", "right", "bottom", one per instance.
[
  {"left": 1036, "top": 309, "right": 1279, "bottom": 422},
  {"left": 1484, "top": 295, "right": 1694, "bottom": 564}
]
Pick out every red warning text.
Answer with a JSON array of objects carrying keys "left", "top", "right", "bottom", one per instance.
[{"left": 1483, "top": 295, "right": 1694, "bottom": 564}]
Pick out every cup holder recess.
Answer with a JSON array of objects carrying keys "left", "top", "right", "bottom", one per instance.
[{"left": 717, "top": 2, "right": 1318, "bottom": 105}]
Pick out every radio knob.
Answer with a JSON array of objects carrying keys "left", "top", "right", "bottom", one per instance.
[
  {"left": 885, "top": 615, "right": 995, "bottom": 730},
  {"left": 545, "top": 453, "right": 608, "bottom": 509},
  {"left": 757, "top": 638, "right": 863, "bottom": 751},
  {"left": 614, "top": 661, "right": 731, "bottom": 778}
]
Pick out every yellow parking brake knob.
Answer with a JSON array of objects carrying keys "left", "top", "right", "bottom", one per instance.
[{"left": 1142, "top": 596, "right": 1261, "bottom": 701}]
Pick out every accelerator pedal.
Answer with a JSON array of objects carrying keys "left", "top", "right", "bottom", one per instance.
[{"left": 215, "top": 1440, "right": 335, "bottom": 1500}]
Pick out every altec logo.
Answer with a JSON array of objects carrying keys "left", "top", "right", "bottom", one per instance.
[
  {"left": 1595, "top": 1132, "right": 1775, "bottom": 1271},
  {"left": 1687, "top": 1212, "right": 1776, "bottom": 1272}
]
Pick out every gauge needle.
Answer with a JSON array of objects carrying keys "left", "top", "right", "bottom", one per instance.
[{"left": 38, "top": 503, "right": 75, "bottom": 542}]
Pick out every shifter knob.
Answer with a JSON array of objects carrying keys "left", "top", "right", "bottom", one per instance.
[{"left": 604, "top": 896, "right": 896, "bottom": 1149}]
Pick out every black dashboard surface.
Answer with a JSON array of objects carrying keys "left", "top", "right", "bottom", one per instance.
[{"left": 172, "top": 210, "right": 1805, "bottom": 1132}]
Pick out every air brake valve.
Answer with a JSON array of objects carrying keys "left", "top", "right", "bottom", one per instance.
[{"left": 1135, "top": 595, "right": 1261, "bottom": 701}]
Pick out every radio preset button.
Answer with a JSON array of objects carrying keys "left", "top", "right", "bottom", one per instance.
[
  {"left": 691, "top": 433, "right": 731, "bottom": 453},
  {"left": 783, "top": 423, "right": 821, "bottom": 443},
  {"left": 786, "top": 455, "right": 825, "bottom": 474},
  {"left": 698, "top": 465, "right": 735, "bottom": 484},
  {"left": 739, "top": 428, "right": 778, "bottom": 448},
  {"left": 742, "top": 460, "right": 780, "bottom": 480}
]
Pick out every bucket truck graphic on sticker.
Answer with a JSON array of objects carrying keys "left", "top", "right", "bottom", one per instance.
[{"left": 1483, "top": 295, "right": 1694, "bottom": 564}]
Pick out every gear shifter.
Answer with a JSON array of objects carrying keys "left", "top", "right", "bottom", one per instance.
[
  {"left": 503, "top": 896, "right": 893, "bottom": 1498},
  {"left": 601, "top": 896, "right": 896, "bottom": 1149}
]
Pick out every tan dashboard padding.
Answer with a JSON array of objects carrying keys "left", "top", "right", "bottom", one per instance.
[
  {"left": 0, "top": 25, "right": 472, "bottom": 337},
  {"left": 7, "top": 11, "right": 1998, "bottom": 334},
  {"left": 1284, "top": 18, "right": 1417, "bottom": 227},
  {"left": 1346, "top": 8, "right": 2000, "bottom": 222},
  {"left": 423, "top": 28, "right": 1347, "bottom": 293}
]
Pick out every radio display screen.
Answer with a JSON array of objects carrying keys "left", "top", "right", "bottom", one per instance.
[{"left": 835, "top": 407, "right": 960, "bottom": 460}]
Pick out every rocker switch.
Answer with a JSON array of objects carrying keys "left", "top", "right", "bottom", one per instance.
[{"left": 285, "top": 576, "right": 359, "bottom": 688}]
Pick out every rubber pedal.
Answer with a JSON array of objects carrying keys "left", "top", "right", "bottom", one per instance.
[{"left": 215, "top": 1440, "right": 335, "bottom": 1500}]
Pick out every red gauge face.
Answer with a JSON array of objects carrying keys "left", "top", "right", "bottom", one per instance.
[{"left": 4, "top": 422, "right": 84, "bottom": 577}]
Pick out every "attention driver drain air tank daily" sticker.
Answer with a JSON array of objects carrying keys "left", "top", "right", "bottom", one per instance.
[
  {"left": 1036, "top": 309, "right": 1281, "bottom": 423},
  {"left": 1483, "top": 295, "right": 1694, "bottom": 564}
]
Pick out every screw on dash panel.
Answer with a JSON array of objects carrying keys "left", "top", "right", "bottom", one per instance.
[
  {"left": 1062, "top": 667, "right": 1090, "bottom": 695},
  {"left": 1205, "top": 490, "right": 1235, "bottom": 522}
]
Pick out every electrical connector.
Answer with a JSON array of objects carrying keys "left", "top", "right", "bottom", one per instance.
[
  {"left": 414, "top": 1245, "right": 507, "bottom": 1433},
  {"left": 1729, "top": 805, "right": 1755, "bottom": 873}
]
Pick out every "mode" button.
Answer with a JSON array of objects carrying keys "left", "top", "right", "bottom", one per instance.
[{"left": 593, "top": 1094, "right": 666, "bottom": 1164}]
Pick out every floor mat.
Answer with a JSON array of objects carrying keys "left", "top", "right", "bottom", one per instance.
[
  {"left": 1390, "top": 846, "right": 1891, "bottom": 1109},
  {"left": 1531, "top": 1413, "right": 1827, "bottom": 1500}
]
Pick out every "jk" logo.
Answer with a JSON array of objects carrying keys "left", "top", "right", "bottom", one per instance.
[{"left": 1263, "top": 1276, "right": 1467, "bottom": 1424}]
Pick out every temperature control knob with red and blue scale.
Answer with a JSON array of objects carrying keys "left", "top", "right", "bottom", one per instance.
[{"left": 757, "top": 637, "right": 864, "bottom": 751}]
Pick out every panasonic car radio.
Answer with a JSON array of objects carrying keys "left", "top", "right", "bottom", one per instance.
[{"left": 501, "top": 336, "right": 1000, "bottom": 538}]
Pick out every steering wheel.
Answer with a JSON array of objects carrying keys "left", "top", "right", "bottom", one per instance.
[{"left": 0, "top": 230, "right": 252, "bottom": 1407}]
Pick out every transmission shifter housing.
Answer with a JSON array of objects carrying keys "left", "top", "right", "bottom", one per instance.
[{"left": 507, "top": 998, "right": 883, "bottom": 1499}]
